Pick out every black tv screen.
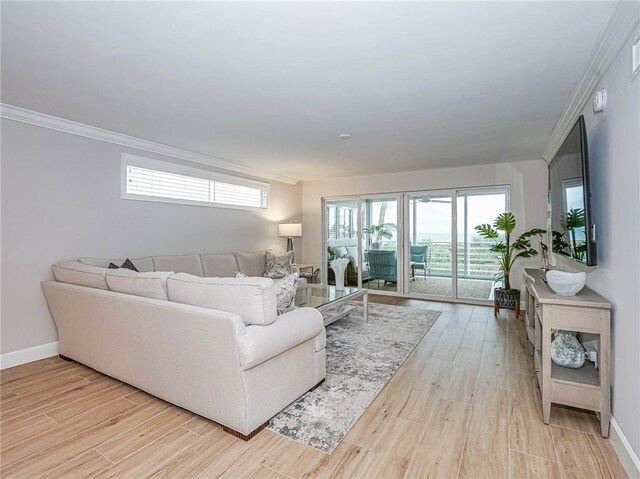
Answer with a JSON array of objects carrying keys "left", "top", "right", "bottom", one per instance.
[{"left": 549, "top": 115, "right": 596, "bottom": 266}]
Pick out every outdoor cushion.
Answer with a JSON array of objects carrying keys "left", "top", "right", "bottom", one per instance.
[
  {"left": 167, "top": 273, "right": 277, "bottom": 326},
  {"left": 332, "top": 246, "right": 348, "bottom": 257},
  {"left": 53, "top": 260, "right": 109, "bottom": 290},
  {"left": 152, "top": 255, "right": 204, "bottom": 276},
  {"left": 201, "top": 254, "right": 239, "bottom": 277}
]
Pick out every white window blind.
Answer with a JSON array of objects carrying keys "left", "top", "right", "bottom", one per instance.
[{"left": 122, "top": 155, "right": 268, "bottom": 210}]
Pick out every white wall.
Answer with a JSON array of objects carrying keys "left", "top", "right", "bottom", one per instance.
[
  {"left": 558, "top": 29, "right": 640, "bottom": 469},
  {"left": 301, "top": 159, "right": 547, "bottom": 291},
  {"left": 0, "top": 119, "right": 302, "bottom": 354}
]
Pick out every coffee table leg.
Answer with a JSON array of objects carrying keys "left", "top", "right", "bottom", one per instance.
[{"left": 363, "top": 291, "right": 369, "bottom": 322}]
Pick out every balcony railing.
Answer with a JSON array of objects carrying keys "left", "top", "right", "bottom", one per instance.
[{"left": 370, "top": 240, "right": 499, "bottom": 281}]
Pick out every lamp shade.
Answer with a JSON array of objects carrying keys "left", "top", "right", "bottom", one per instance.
[{"left": 278, "top": 223, "right": 302, "bottom": 237}]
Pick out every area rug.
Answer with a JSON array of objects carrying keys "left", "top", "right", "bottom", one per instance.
[{"left": 267, "top": 302, "right": 440, "bottom": 453}]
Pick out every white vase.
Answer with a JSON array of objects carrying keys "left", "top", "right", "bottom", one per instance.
[{"left": 330, "top": 258, "right": 350, "bottom": 291}]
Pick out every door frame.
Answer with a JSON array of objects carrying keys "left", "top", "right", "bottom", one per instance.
[{"left": 402, "top": 189, "right": 457, "bottom": 301}]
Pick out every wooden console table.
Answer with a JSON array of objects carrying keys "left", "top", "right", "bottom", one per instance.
[{"left": 523, "top": 269, "right": 611, "bottom": 437}]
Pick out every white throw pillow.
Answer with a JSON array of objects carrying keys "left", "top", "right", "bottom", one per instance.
[
  {"left": 53, "top": 260, "right": 109, "bottom": 290},
  {"left": 105, "top": 269, "right": 173, "bottom": 301},
  {"left": 167, "top": 273, "right": 277, "bottom": 326}
]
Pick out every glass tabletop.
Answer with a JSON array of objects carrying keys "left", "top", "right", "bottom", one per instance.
[{"left": 295, "top": 284, "right": 363, "bottom": 309}]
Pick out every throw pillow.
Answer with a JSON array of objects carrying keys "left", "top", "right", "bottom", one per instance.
[
  {"left": 108, "top": 259, "right": 139, "bottom": 272},
  {"left": 264, "top": 251, "right": 295, "bottom": 279},
  {"left": 273, "top": 273, "right": 298, "bottom": 315}
]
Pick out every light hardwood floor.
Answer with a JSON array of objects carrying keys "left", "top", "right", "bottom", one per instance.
[{"left": 0, "top": 296, "right": 627, "bottom": 478}]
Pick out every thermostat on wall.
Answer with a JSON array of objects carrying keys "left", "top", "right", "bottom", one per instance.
[{"left": 593, "top": 89, "right": 607, "bottom": 113}]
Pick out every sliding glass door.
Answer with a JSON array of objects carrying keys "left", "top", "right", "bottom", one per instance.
[
  {"left": 322, "top": 186, "right": 507, "bottom": 303},
  {"left": 325, "top": 199, "right": 359, "bottom": 286},
  {"left": 362, "top": 196, "right": 401, "bottom": 293},
  {"left": 456, "top": 188, "right": 508, "bottom": 300},
  {"left": 406, "top": 193, "right": 454, "bottom": 298}
]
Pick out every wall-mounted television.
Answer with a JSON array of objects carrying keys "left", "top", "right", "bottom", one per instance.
[{"left": 548, "top": 115, "right": 597, "bottom": 266}]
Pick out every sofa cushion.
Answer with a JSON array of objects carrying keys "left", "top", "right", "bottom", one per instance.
[
  {"left": 78, "top": 257, "right": 154, "bottom": 272},
  {"left": 201, "top": 254, "right": 239, "bottom": 277},
  {"left": 53, "top": 261, "right": 109, "bottom": 290},
  {"left": 264, "top": 251, "right": 295, "bottom": 279},
  {"left": 237, "top": 307, "right": 324, "bottom": 369},
  {"left": 153, "top": 255, "right": 204, "bottom": 276},
  {"left": 234, "top": 251, "right": 267, "bottom": 277},
  {"left": 167, "top": 273, "right": 277, "bottom": 326},
  {"left": 236, "top": 271, "right": 298, "bottom": 315},
  {"left": 105, "top": 269, "right": 173, "bottom": 301}
]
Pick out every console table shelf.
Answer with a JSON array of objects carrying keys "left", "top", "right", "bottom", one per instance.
[{"left": 524, "top": 268, "right": 611, "bottom": 437}]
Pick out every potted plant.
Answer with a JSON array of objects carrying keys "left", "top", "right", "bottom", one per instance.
[
  {"left": 475, "top": 213, "right": 545, "bottom": 315},
  {"left": 363, "top": 223, "right": 396, "bottom": 250}
]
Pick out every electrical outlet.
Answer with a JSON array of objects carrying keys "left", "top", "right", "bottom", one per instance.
[{"left": 584, "top": 345, "right": 598, "bottom": 369}]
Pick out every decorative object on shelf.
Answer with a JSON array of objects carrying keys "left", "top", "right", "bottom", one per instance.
[
  {"left": 551, "top": 330, "right": 586, "bottom": 368},
  {"left": 330, "top": 257, "right": 350, "bottom": 291},
  {"left": 546, "top": 270, "right": 587, "bottom": 296},
  {"left": 475, "top": 212, "right": 545, "bottom": 316},
  {"left": 534, "top": 230, "right": 550, "bottom": 270},
  {"left": 363, "top": 223, "right": 396, "bottom": 250},
  {"left": 278, "top": 222, "right": 302, "bottom": 262}
]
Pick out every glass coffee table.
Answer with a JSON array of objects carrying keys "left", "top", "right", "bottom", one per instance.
[{"left": 295, "top": 284, "right": 368, "bottom": 326}]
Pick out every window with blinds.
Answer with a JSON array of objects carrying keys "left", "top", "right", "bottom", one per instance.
[{"left": 121, "top": 155, "right": 268, "bottom": 209}]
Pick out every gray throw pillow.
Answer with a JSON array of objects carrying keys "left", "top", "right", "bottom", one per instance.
[
  {"left": 273, "top": 273, "right": 299, "bottom": 315},
  {"left": 264, "top": 251, "right": 295, "bottom": 279}
]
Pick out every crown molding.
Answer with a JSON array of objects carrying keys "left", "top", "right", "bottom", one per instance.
[
  {"left": 0, "top": 103, "right": 299, "bottom": 185},
  {"left": 541, "top": 2, "right": 640, "bottom": 162}
]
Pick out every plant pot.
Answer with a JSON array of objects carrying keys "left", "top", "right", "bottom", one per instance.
[
  {"left": 494, "top": 288, "right": 520, "bottom": 309},
  {"left": 493, "top": 287, "right": 521, "bottom": 317}
]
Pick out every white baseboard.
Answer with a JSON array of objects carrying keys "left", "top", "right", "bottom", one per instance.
[
  {"left": 0, "top": 341, "right": 59, "bottom": 370},
  {"left": 610, "top": 417, "right": 640, "bottom": 478}
]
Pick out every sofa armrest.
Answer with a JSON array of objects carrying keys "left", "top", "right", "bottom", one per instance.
[{"left": 237, "top": 307, "right": 324, "bottom": 371}]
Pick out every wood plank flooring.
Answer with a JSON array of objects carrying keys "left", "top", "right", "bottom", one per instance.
[{"left": 0, "top": 296, "right": 627, "bottom": 478}]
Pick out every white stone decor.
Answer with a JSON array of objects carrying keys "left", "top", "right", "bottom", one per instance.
[{"left": 546, "top": 270, "right": 587, "bottom": 296}]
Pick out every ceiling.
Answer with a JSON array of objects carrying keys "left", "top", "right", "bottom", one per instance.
[{"left": 1, "top": 2, "right": 618, "bottom": 182}]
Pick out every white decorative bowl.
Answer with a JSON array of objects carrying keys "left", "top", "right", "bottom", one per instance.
[{"left": 546, "top": 271, "right": 587, "bottom": 296}]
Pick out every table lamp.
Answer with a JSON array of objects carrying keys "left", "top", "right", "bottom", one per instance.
[{"left": 278, "top": 223, "right": 302, "bottom": 262}]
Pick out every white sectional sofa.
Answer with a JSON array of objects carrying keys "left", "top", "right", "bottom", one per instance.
[{"left": 41, "top": 252, "right": 326, "bottom": 439}]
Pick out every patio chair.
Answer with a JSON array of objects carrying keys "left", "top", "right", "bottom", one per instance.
[
  {"left": 410, "top": 244, "right": 429, "bottom": 279},
  {"left": 366, "top": 250, "right": 397, "bottom": 287}
]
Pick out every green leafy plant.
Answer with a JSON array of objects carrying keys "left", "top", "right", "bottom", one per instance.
[
  {"left": 564, "top": 208, "right": 586, "bottom": 261},
  {"left": 363, "top": 223, "right": 396, "bottom": 244},
  {"left": 475, "top": 212, "right": 545, "bottom": 290}
]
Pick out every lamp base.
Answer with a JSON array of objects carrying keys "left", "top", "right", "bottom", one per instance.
[{"left": 286, "top": 237, "right": 295, "bottom": 263}]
